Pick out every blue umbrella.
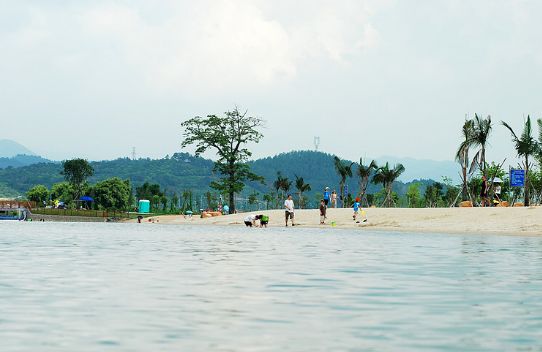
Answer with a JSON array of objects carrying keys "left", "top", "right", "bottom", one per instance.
[{"left": 79, "top": 196, "right": 94, "bottom": 202}]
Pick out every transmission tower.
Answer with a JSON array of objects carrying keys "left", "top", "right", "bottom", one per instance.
[{"left": 314, "top": 136, "right": 320, "bottom": 151}]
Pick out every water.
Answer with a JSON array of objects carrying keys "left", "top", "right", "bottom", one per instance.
[{"left": 1, "top": 222, "right": 541, "bottom": 351}]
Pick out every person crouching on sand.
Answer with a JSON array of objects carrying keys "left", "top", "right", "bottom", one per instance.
[
  {"left": 260, "top": 214, "right": 269, "bottom": 227},
  {"left": 284, "top": 194, "right": 295, "bottom": 227},
  {"left": 244, "top": 214, "right": 261, "bottom": 227},
  {"left": 319, "top": 199, "right": 326, "bottom": 225}
]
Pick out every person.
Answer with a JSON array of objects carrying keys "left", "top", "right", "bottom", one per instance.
[
  {"left": 319, "top": 199, "right": 326, "bottom": 225},
  {"left": 323, "top": 187, "right": 331, "bottom": 207},
  {"left": 244, "top": 214, "right": 261, "bottom": 227},
  {"left": 260, "top": 214, "right": 269, "bottom": 227},
  {"left": 137, "top": 215, "right": 143, "bottom": 223},
  {"left": 494, "top": 182, "right": 502, "bottom": 204},
  {"left": 352, "top": 197, "right": 361, "bottom": 222},
  {"left": 223, "top": 204, "right": 230, "bottom": 215},
  {"left": 284, "top": 194, "right": 295, "bottom": 227},
  {"left": 331, "top": 190, "right": 338, "bottom": 208},
  {"left": 480, "top": 176, "right": 489, "bottom": 207}
]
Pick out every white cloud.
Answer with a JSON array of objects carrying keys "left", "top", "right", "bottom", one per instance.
[{"left": 2, "top": 1, "right": 382, "bottom": 96}]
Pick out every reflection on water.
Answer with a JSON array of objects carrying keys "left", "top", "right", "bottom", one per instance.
[{"left": 1, "top": 222, "right": 541, "bottom": 351}]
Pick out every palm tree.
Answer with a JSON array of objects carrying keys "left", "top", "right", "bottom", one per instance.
[
  {"left": 333, "top": 156, "right": 354, "bottom": 207},
  {"left": 502, "top": 116, "right": 539, "bottom": 206},
  {"left": 294, "top": 175, "right": 311, "bottom": 209},
  {"left": 273, "top": 172, "right": 287, "bottom": 206},
  {"left": 357, "top": 158, "right": 377, "bottom": 207},
  {"left": 372, "top": 162, "right": 405, "bottom": 207},
  {"left": 455, "top": 119, "right": 475, "bottom": 201},
  {"left": 468, "top": 114, "right": 493, "bottom": 177}
]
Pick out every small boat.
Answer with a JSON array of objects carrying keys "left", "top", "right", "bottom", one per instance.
[{"left": 0, "top": 208, "right": 28, "bottom": 221}]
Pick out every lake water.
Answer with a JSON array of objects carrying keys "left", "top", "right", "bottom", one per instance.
[{"left": 1, "top": 222, "right": 541, "bottom": 351}]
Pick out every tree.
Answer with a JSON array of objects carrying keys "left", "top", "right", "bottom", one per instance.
[
  {"left": 262, "top": 193, "right": 273, "bottom": 210},
  {"left": 50, "top": 182, "right": 76, "bottom": 204},
  {"left": 356, "top": 158, "right": 377, "bottom": 207},
  {"left": 372, "top": 162, "right": 405, "bottom": 207},
  {"left": 424, "top": 182, "right": 443, "bottom": 208},
  {"left": 27, "top": 185, "right": 49, "bottom": 205},
  {"left": 61, "top": 158, "right": 94, "bottom": 200},
  {"left": 468, "top": 114, "right": 493, "bottom": 177},
  {"left": 170, "top": 193, "right": 179, "bottom": 213},
  {"left": 248, "top": 191, "right": 259, "bottom": 209},
  {"left": 93, "top": 177, "right": 131, "bottom": 210},
  {"left": 273, "top": 172, "right": 291, "bottom": 204},
  {"left": 181, "top": 108, "right": 265, "bottom": 213},
  {"left": 406, "top": 183, "right": 421, "bottom": 208},
  {"left": 456, "top": 119, "right": 474, "bottom": 201},
  {"left": 294, "top": 175, "right": 311, "bottom": 209},
  {"left": 136, "top": 182, "right": 164, "bottom": 210},
  {"left": 181, "top": 190, "right": 193, "bottom": 212},
  {"left": 502, "top": 116, "right": 538, "bottom": 206},
  {"left": 333, "top": 156, "right": 354, "bottom": 207}
]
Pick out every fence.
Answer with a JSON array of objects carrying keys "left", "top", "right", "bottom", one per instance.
[{"left": 32, "top": 208, "right": 133, "bottom": 219}]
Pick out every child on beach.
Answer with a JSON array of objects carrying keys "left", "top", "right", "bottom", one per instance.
[
  {"left": 260, "top": 214, "right": 269, "bottom": 227},
  {"left": 319, "top": 199, "right": 326, "bottom": 224},
  {"left": 353, "top": 197, "right": 361, "bottom": 222}
]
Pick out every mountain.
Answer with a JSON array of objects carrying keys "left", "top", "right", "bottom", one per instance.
[
  {"left": 0, "top": 150, "right": 438, "bottom": 202},
  {"left": 0, "top": 139, "right": 35, "bottom": 158},
  {"left": 0, "top": 154, "right": 52, "bottom": 169},
  {"left": 375, "top": 156, "right": 459, "bottom": 184}
]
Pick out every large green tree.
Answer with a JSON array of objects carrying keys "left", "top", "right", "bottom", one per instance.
[
  {"left": 51, "top": 182, "right": 76, "bottom": 203},
  {"left": 93, "top": 177, "right": 131, "bottom": 210},
  {"left": 181, "top": 108, "right": 264, "bottom": 213},
  {"left": 502, "top": 116, "right": 538, "bottom": 206},
  {"left": 27, "top": 185, "right": 49, "bottom": 205},
  {"left": 372, "top": 162, "right": 405, "bottom": 207},
  {"left": 333, "top": 156, "right": 353, "bottom": 207},
  {"left": 61, "top": 158, "right": 94, "bottom": 200}
]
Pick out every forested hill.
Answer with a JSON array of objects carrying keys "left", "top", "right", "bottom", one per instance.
[{"left": 0, "top": 150, "right": 437, "bottom": 198}]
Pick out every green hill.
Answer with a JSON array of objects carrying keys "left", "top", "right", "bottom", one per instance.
[
  {"left": 0, "top": 150, "right": 436, "bottom": 204},
  {"left": 0, "top": 154, "right": 52, "bottom": 169}
]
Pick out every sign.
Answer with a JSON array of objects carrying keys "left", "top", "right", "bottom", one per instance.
[{"left": 510, "top": 169, "right": 525, "bottom": 187}]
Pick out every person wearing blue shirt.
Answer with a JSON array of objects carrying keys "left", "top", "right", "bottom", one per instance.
[
  {"left": 352, "top": 197, "right": 361, "bottom": 222},
  {"left": 323, "top": 187, "right": 331, "bottom": 207}
]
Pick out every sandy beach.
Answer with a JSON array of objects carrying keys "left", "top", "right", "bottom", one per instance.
[{"left": 129, "top": 207, "right": 542, "bottom": 236}]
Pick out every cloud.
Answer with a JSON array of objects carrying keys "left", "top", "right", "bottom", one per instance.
[{"left": 2, "top": 1, "right": 382, "bottom": 97}]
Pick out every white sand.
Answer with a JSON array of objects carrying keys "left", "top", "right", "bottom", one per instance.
[{"left": 129, "top": 207, "right": 542, "bottom": 236}]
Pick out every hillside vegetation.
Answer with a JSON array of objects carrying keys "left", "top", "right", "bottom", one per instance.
[{"left": 0, "top": 151, "right": 438, "bottom": 202}]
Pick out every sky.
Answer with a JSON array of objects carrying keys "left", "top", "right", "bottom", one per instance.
[{"left": 1, "top": 0, "right": 542, "bottom": 163}]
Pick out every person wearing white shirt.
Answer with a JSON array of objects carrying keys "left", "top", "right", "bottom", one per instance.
[{"left": 284, "top": 194, "right": 295, "bottom": 227}]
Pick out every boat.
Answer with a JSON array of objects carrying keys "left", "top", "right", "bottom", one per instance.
[{"left": 0, "top": 208, "right": 28, "bottom": 221}]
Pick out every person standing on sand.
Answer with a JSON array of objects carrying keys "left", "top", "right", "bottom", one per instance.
[
  {"left": 331, "top": 190, "right": 338, "bottom": 208},
  {"left": 284, "top": 194, "right": 295, "bottom": 227},
  {"left": 319, "top": 199, "right": 326, "bottom": 225},
  {"left": 352, "top": 197, "right": 361, "bottom": 222},
  {"left": 323, "top": 187, "right": 330, "bottom": 207}
]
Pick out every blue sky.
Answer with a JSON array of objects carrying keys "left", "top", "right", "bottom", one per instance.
[{"left": 1, "top": 0, "right": 541, "bottom": 163}]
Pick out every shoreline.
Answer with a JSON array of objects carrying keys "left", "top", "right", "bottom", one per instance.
[{"left": 125, "top": 207, "right": 542, "bottom": 236}]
